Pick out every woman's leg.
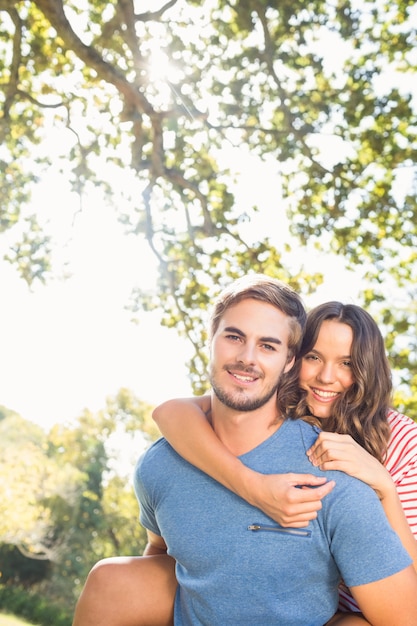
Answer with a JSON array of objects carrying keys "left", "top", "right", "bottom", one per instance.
[{"left": 72, "top": 554, "right": 177, "bottom": 626}]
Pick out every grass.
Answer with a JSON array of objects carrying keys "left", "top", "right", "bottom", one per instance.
[{"left": 0, "top": 615, "right": 39, "bottom": 626}]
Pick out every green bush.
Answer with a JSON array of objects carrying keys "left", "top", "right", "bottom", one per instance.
[{"left": 0, "top": 586, "right": 71, "bottom": 626}]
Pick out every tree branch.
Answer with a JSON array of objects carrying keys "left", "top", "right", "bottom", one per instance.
[{"left": 33, "top": 0, "right": 154, "bottom": 116}]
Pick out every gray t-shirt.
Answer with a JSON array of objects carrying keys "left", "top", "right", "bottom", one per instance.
[{"left": 135, "top": 418, "right": 411, "bottom": 626}]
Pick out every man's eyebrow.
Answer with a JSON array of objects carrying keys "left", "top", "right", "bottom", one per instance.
[
  {"left": 223, "top": 326, "right": 282, "bottom": 345},
  {"left": 260, "top": 336, "right": 283, "bottom": 346},
  {"left": 223, "top": 326, "right": 245, "bottom": 337}
]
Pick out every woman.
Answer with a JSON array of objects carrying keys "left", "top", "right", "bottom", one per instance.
[{"left": 72, "top": 302, "right": 417, "bottom": 625}]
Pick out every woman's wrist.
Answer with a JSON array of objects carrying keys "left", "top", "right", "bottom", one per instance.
[
  {"left": 374, "top": 469, "right": 397, "bottom": 501},
  {"left": 235, "top": 465, "right": 265, "bottom": 507},
  {"left": 223, "top": 462, "right": 261, "bottom": 505}
]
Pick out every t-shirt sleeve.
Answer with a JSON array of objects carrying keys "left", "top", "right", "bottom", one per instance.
[
  {"left": 133, "top": 449, "right": 162, "bottom": 536},
  {"left": 324, "top": 474, "right": 412, "bottom": 588}
]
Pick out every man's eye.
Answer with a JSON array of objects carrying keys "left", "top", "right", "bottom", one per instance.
[
  {"left": 305, "top": 354, "right": 319, "bottom": 361},
  {"left": 262, "top": 344, "right": 275, "bottom": 351},
  {"left": 226, "top": 334, "right": 241, "bottom": 341}
]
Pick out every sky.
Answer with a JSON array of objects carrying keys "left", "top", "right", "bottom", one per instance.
[
  {"left": 0, "top": 120, "right": 363, "bottom": 434},
  {"left": 0, "top": 0, "right": 367, "bottom": 432},
  {"left": 0, "top": 197, "right": 195, "bottom": 431},
  {"left": 0, "top": 158, "right": 362, "bottom": 433}
]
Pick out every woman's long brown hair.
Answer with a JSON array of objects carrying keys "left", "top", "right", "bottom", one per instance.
[{"left": 284, "top": 302, "right": 392, "bottom": 463}]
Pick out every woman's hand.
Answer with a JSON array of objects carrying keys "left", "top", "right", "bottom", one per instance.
[
  {"left": 306, "top": 432, "right": 394, "bottom": 500},
  {"left": 245, "top": 471, "right": 336, "bottom": 527}
]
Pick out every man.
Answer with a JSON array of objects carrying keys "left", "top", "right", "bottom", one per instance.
[{"left": 134, "top": 274, "right": 417, "bottom": 625}]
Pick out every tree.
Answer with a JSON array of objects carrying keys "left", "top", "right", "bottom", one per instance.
[
  {"left": 44, "top": 388, "right": 155, "bottom": 600},
  {"left": 0, "top": 0, "right": 416, "bottom": 407},
  {"left": 0, "top": 411, "right": 72, "bottom": 558},
  {"left": 0, "top": 390, "right": 157, "bottom": 604}
]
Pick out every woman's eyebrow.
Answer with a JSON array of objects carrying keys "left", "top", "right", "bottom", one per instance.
[{"left": 307, "top": 348, "right": 351, "bottom": 359}]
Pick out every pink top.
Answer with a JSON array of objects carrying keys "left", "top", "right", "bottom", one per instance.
[{"left": 338, "top": 409, "right": 417, "bottom": 612}]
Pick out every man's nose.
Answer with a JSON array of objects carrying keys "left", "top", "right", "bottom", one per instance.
[{"left": 236, "top": 342, "right": 256, "bottom": 364}]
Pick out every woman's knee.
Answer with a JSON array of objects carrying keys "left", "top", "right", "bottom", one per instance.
[{"left": 85, "top": 557, "right": 131, "bottom": 592}]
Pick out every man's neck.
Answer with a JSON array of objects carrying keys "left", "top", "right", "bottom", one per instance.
[{"left": 210, "top": 394, "right": 283, "bottom": 456}]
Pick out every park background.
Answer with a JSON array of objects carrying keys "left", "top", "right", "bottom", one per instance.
[{"left": 1, "top": 0, "right": 417, "bottom": 624}]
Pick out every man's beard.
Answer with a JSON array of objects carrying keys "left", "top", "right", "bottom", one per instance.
[{"left": 209, "top": 366, "right": 281, "bottom": 412}]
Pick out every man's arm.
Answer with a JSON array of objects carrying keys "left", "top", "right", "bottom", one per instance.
[
  {"left": 143, "top": 529, "right": 168, "bottom": 556},
  {"left": 350, "top": 564, "right": 417, "bottom": 626}
]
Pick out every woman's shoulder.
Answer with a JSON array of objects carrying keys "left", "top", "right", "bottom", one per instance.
[
  {"left": 386, "top": 409, "right": 417, "bottom": 471},
  {"left": 387, "top": 408, "right": 417, "bottom": 437}
]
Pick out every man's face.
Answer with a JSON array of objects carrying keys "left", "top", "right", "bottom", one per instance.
[{"left": 209, "top": 298, "right": 295, "bottom": 412}]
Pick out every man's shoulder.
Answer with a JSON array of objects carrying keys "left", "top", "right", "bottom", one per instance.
[
  {"left": 145, "top": 436, "right": 168, "bottom": 453},
  {"left": 283, "top": 417, "right": 321, "bottom": 448},
  {"left": 135, "top": 437, "right": 171, "bottom": 470}
]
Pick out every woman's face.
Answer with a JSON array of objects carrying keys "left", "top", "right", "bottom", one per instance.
[{"left": 299, "top": 319, "right": 355, "bottom": 419}]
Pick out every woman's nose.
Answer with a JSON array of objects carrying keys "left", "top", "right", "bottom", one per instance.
[{"left": 316, "top": 362, "right": 335, "bottom": 384}]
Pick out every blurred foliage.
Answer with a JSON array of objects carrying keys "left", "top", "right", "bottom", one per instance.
[
  {"left": 0, "top": 0, "right": 415, "bottom": 406},
  {"left": 0, "top": 583, "right": 71, "bottom": 625},
  {"left": 0, "top": 390, "right": 159, "bottom": 614}
]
